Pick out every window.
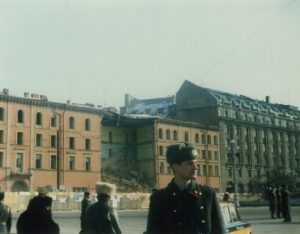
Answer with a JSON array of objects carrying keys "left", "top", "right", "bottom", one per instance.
[
  {"left": 85, "top": 157, "right": 91, "bottom": 171},
  {"left": 184, "top": 132, "right": 189, "bottom": 142},
  {"left": 209, "top": 165, "right": 213, "bottom": 176},
  {"left": 159, "top": 146, "right": 164, "bottom": 156},
  {"left": 195, "top": 133, "right": 199, "bottom": 143},
  {"left": 51, "top": 155, "right": 57, "bottom": 169},
  {"left": 166, "top": 129, "right": 170, "bottom": 140},
  {"left": 69, "top": 156, "right": 75, "bottom": 170},
  {"left": 207, "top": 135, "right": 211, "bottom": 144},
  {"left": 208, "top": 151, "right": 212, "bottom": 160},
  {"left": 173, "top": 130, "right": 178, "bottom": 141},
  {"left": 108, "top": 149, "right": 113, "bottom": 157},
  {"left": 36, "top": 112, "right": 42, "bottom": 125},
  {"left": 202, "top": 150, "right": 206, "bottom": 159},
  {"left": 16, "top": 153, "right": 23, "bottom": 172},
  {"left": 238, "top": 169, "right": 242, "bottom": 177},
  {"left": 159, "top": 162, "right": 165, "bottom": 174},
  {"left": 0, "top": 108, "right": 4, "bottom": 121},
  {"left": 109, "top": 131, "right": 112, "bottom": 144},
  {"left": 215, "top": 166, "right": 219, "bottom": 176},
  {"left": 17, "top": 132, "right": 23, "bottom": 145},
  {"left": 202, "top": 134, "right": 206, "bottom": 144},
  {"left": 36, "top": 134, "right": 42, "bottom": 147},
  {"left": 214, "top": 151, "right": 219, "bottom": 160},
  {"left": 69, "top": 137, "right": 75, "bottom": 149},
  {"left": 85, "top": 119, "right": 91, "bottom": 131},
  {"left": 51, "top": 135, "right": 57, "bottom": 148},
  {"left": 35, "top": 154, "right": 42, "bottom": 169},
  {"left": 0, "top": 130, "right": 4, "bottom": 144},
  {"left": 197, "top": 164, "right": 201, "bottom": 175},
  {"left": 213, "top": 135, "right": 218, "bottom": 145},
  {"left": 69, "top": 117, "right": 75, "bottom": 129},
  {"left": 203, "top": 165, "right": 207, "bottom": 175},
  {"left": 17, "top": 110, "right": 24, "bottom": 123},
  {"left": 248, "top": 170, "right": 252, "bottom": 177},
  {"left": 159, "top": 128, "right": 163, "bottom": 139},
  {"left": 85, "top": 139, "right": 91, "bottom": 150},
  {"left": 51, "top": 114, "right": 57, "bottom": 127},
  {"left": 0, "top": 152, "right": 3, "bottom": 167}
]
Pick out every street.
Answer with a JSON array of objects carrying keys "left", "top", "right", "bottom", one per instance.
[{"left": 11, "top": 206, "right": 300, "bottom": 234}]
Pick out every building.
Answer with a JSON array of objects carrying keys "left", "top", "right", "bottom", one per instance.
[
  {"left": 101, "top": 112, "right": 221, "bottom": 191},
  {"left": 175, "top": 80, "right": 300, "bottom": 192},
  {"left": 120, "top": 94, "right": 175, "bottom": 117},
  {"left": 0, "top": 90, "right": 102, "bottom": 192}
]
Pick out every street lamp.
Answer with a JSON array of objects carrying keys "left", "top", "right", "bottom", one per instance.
[{"left": 230, "top": 139, "right": 239, "bottom": 208}]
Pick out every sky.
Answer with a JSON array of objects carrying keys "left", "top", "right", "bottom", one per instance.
[{"left": 1, "top": 0, "right": 300, "bottom": 110}]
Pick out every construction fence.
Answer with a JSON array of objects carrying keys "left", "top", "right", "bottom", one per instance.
[{"left": 3, "top": 192, "right": 151, "bottom": 213}]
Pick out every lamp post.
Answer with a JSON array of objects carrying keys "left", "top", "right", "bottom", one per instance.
[
  {"left": 230, "top": 139, "right": 239, "bottom": 208},
  {"left": 56, "top": 130, "right": 60, "bottom": 190}
]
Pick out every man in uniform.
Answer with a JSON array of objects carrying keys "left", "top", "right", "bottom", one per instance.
[
  {"left": 145, "top": 142, "right": 225, "bottom": 234},
  {"left": 80, "top": 191, "right": 91, "bottom": 233}
]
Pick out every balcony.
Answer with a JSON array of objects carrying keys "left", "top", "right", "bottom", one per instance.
[{"left": 10, "top": 170, "right": 32, "bottom": 179}]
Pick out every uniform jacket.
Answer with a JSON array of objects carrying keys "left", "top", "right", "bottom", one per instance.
[
  {"left": 0, "top": 202, "right": 11, "bottom": 234},
  {"left": 146, "top": 180, "right": 225, "bottom": 234},
  {"left": 84, "top": 202, "right": 122, "bottom": 234}
]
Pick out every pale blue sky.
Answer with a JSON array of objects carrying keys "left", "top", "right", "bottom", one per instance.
[{"left": 1, "top": 0, "right": 299, "bottom": 109}]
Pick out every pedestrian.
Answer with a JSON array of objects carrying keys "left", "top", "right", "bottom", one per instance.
[
  {"left": 145, "top": 142, "right": 225, "bottom": 234},
  {"left": 281, "top": 184, "right": 291, "bottom": 222},
  {"left": 80, "top": 191, "right": 91, "bottom": 234},
  {"left": 267, "top": 186, "right": 276, "bottom": 219},
  {"left": 0, "top": 192, "right": 11, "bottom": 234},
  {"left": 275, "top": 185, "right": 282, "bottom": 218},
  {"left": 223, "top": 192, "right": 231, "bottom": 202},
  {"left": 84, "top": 182, "right": 122, "bottom": 234},
  {"left": 16, "top": 187, "right": 60, "bottom": 234}
]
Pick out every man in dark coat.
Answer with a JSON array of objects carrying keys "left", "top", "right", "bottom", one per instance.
[
  {"left": 80, "top": 191, "right": 91, "bottom": 233},
  {"left": 145, "top": 142, "right": 225, "bottom": 234},
  {"left": 267, "top": 186, "right": 276, "bottom": 219},
  {"left": 275, "top": 186, "right": 282, "bottom": 218},
  {"left": 84, "top": 182, "right": 122, "bottom": 234},
  {"left": 281, "top": 184, "right": 291, "bottom": 222}
]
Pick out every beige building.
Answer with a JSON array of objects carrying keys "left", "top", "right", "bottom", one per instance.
[
  {"left": 0, "top": 90, "right": 102, "bottom": 192},
  {"left": 175, "top": 80, "right": 300, "bottom": 192},
  {"left": 102, "top": 113, "right": 221, "bottom": 191}
]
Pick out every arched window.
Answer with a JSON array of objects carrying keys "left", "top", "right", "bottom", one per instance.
[
  {"left": 158, "top": 128, "right": 163, "bottom": 139},
  {"left": 69, "top": 117, "right": 75, "bottom": 129},
  {"left": 166, "top": 129, "right": 170, "bottom": 140},
  {"left": 173, "top": 130, "right": 178, "bottom": 141},
  {"left": 0, "top": 108, "right": 4, "bottom": 121},
  {"left": 51, "top": 114, "right": 57, "bottom": 127},
  {"left": 207, "top": 135, "right": 211, "bottom": 144},
  {"left": 17, "top": 110, "right": 24, "bottom": 123},
  {"left": 195, "top": 133, "right": 199, "bottom": 143},
  {"left": 85, "top": 118, "right": 91, "bottom": 131},
  {"left": 36, "top": 112, "right": 42, "bottom": 125}
]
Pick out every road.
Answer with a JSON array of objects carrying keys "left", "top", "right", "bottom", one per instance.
[{"left": 11, "top": 206, "right": 300, "bottom": 234}]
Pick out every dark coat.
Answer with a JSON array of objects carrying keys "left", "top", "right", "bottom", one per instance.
[
  {"left": 0, "top": 202, "right": 11, "bottom": 234},
  {"left": 146, "top": 180, "right": 225, "bottom": 234},
  {"left": 16, "top": 196, "right": 59, "bottom": 234},
  {"left": 84, "top": 202, "right": 122, "bottom": 234},
  {"left": 81, "top": 197, "right": 91, "bottom": 230}
]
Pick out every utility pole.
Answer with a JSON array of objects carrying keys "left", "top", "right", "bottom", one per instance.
[
  {"left": 230, "top": 139, "right": 239, "bottom": 208},
  {"left": 57, "top": 130, "right": 60, "bottom": 190}
]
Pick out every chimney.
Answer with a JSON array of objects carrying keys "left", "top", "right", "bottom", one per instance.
[
  {"left": 125, "top": 94, "right": 132, "bottom": 107},
  {"left": 24, "top": 92, "right": 29, "bottom": 98},
  {"left": 66, "top": 100, "right": 71, "bottom": 104},
  {"left": 3, "top": 89, "right": 9, "bottom": 95},
  {"left": 265, "top": 96, "right": 270, "bottom": 104}
]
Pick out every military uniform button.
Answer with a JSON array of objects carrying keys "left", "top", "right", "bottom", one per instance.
[
  {"left": 201, "top": 220, "right": 206, "bottom": 223},
  {"left": 200, "top": 206, "right": 204, "bottom": 210},
  {"left": 199, "top": 192, "right": 202, "bottom": 195},
  {"left": 173, "top": 209, "right": 177, "bottom": 213},
  {"left": 173, "top": 192, "right": 176, "bottom": 196}
]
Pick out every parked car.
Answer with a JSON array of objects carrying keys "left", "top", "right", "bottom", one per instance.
[{"left": 220, "top": 202, "right": 252, "bottom": 234}]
